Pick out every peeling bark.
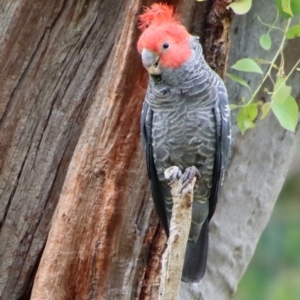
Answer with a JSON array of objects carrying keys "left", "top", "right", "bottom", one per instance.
[
  {"left": 1, "top": 0, "right": 147, "bottom": 298},
  {"left": 31, "top": 1, "right": 150, "bottom": 298},
  {"left": 201, "top": 0, "right": 233, "bottom": 76}
]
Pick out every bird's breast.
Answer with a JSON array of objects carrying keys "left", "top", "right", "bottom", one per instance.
[{"left": 152, "top": 102, "right": 216, "bottom": 181}]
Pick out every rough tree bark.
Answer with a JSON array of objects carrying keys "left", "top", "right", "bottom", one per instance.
[{"left": 0, "top": 0, "right": 299, "bottom": 299}]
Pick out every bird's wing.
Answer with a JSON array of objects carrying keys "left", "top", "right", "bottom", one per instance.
[
  {"left": 209, "top": 85, "right": 231, "bottom": 220},
  {"left": 141, "top": 98, "right": 169, "bottom": 235},
  {"left": 182, "top": 85, "right": 230, "bottom": 283}
]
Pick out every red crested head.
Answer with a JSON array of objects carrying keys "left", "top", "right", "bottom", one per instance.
[
  {"left": 137, "top": 3, "right": 191, "bottom": 71},
  {"left": 138, "top": 3, "right": 180, "bottom": 31}
]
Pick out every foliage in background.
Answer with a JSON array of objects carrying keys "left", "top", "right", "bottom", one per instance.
[
  {"left": 227, "top": 0, "right": 300, "bottom": 134},
  {"left": 233, "top": 168, "right": 300, "bottom": 300},
  {"left": 226, "top": 1, "right": 300, "bottom": 297}
]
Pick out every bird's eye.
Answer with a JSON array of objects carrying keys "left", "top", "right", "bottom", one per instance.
[{"left": 162, "top": 43, "right": 169, "bottom": 49}]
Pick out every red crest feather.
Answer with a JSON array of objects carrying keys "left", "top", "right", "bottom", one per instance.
[{"left": 138, "top": 3, "right": 180, "bottom": 31}]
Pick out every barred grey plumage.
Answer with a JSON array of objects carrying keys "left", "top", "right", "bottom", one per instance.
[{"left": 141, "top": 35, "right": 231, "bottom": 282}]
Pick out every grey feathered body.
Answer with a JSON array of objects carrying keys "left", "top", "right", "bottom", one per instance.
[{"left": 141, "top": 36, "right": 230, "bottom": 282}]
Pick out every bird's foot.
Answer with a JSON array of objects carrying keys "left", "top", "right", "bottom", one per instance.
[
  {"left": 180, "top": 166, "right": 201, "bottom": 192},
  {"left": 164, "top": 166, "right": 182, "bottom": 182}
]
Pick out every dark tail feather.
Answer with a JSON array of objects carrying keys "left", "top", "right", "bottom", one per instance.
[{"left": 181, "top": 218, "right": 209, "bottom": 283}]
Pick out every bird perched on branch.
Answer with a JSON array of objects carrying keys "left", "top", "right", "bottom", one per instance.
[{"left": 138, "top": 3, "right": 231, "bottom": 283}]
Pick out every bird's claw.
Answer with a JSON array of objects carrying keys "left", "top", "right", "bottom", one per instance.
[
  {"left": 164, "top": 166, "right": 182, "bottom": 182},
  {"left": 180, "top": 166, "right": 201, "bottom": 192},
  {"left": 164, "top": 166, "right": 200, "bottom": 192}
]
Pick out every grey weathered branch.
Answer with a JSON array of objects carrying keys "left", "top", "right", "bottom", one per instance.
[
  {"left": 159, "top": 166, "right": 195, "bottom": 300},
  {"left": 179, "top": 1, "right": 300, "bottom": 299}
]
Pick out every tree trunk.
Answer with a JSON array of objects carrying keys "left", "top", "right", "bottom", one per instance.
[{"left": 0, "top": 0, "right": 299, "bottom": 299}]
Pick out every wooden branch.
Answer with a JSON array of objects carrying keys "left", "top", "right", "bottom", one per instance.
[{"left": 159, "top": 167, "right": 196, "bottom": 300}]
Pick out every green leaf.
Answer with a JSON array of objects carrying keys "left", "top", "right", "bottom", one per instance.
[
  {"left": 237, "top": 104, "right": 258, "bottom": 134},
  {"left": 227, "top": 0, "right": 252, "bottom": 15},
  {"left": 232, "top": 58, "right": 263, "bottom": 74},
  {"left": 244, "top": 119, "right": 256, "bottom": 129},
  {"left": 226, "top": 73, "right": 250, "bottom": 88},
  {"left": 276, "top": 0, "right": 300, "bottom": 18},
  {"left": 271, "top": 95, "right": 298, "bottom": 131},
  {"left": 285, "top": 23, "right": 300, "bottom": 39},
  {"left": 272, "top": 78, "right": 292, "bottom": 103},
  {"left": 237, "top": 110, "right": 247, "bottom": 134},
  {"left": 246, "top": 104, "right": 258, "bottom": 120},
  {"left": 259, "top": 33, "right": 272, "bottom": 50},
  {"left": 229, "top": 104, "right": 238, "bottom": 110},
  {"left": 292, "top": 0, "right": 300, "bottom": 14},
  {"left": 260, "top": 102, "right": 271, "bottom": 119},
  {"left": 282, "top": 0, "right": 293, "bottom": 16}
]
